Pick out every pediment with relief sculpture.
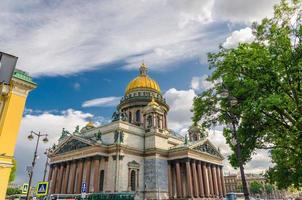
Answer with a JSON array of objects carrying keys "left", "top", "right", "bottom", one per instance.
[{"left": 53, "top": 136, "right": 93, "bottom": 155}]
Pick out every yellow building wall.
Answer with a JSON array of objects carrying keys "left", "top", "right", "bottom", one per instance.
[
  {"left": 0, "top": 92, "right": 27, "bottom": 155},
  {"left": 0, "top": 79, "right": 35, "bottom": 199},
  {"left": 0, "top": 167, "right": 12, "bottom": 199}
]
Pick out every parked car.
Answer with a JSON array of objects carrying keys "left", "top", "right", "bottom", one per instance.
[{"left": 226, "top": 192, "right": 245, "bottom": 200}]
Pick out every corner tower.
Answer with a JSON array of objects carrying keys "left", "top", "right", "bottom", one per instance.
[
  {"left": 0, "top": 70, "right": 36, "bottom": 198},
  {"left": 117, "top": 63, "right": 169, "bottom": 129}
]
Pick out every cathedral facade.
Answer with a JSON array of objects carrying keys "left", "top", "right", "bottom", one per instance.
[{"left": 48, "top": 64, "right": 226, "bottom": 200}]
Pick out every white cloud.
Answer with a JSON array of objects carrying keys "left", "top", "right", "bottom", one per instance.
[
  {"left": 163, "top": 86, "right": 272, "bottom": 175},
  {"left": 0, "top": 0, "right": 217, "bottom": 77},
  {"left": 14, "top": 109, "right": 95, "bottom": 185},
  {"left": 191, "top": 75, "right": 214, "bottom": 91},
  {"left": 82, "top": 96, "right": 121, "bottom": 107},
  {"left": 208, "top": 129, "right": 273, "bottom": 175},
  {"left": 164, "top": 88, "right": 196, "bottom": 131},
  {"left": 0, "top": 0, "right": 280, "bottom": 77},
  {"left": 223, "top": 27, "right": 255, "bottom": 48},
  {"left": 213, "top": 0, "right": 279, "bottom": 23}
]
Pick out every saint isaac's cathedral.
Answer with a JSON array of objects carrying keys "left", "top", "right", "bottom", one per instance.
[{"left": 48, "top": 63, "right": 226, "bottom": 200}]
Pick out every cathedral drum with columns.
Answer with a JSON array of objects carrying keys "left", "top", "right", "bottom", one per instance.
[{"left": 48, "top": 63, "right": 226, "bottom": 200}]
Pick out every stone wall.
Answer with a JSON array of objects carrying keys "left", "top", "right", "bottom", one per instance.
[{"left": 144, "top": 157, "right": 169, "bottom": 200}]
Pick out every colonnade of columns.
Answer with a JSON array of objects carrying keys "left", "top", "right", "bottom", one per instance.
[
  {"left": 48, "top": 156, "right": 107, "bottom": 194},
  {"left": 168, "top": 159, "right": 226, "bottom": 199}
]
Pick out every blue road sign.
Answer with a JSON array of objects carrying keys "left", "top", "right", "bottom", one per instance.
[
  {"left": 35, "top": 181, "right": 49, "bottom": 197},
  {"left": 81, "top": 182, "right": 87, "bottom": 193}
]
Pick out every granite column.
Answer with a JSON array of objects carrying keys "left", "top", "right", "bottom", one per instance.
[
  {"left": 175, "top": 161, "right": 182, "bottom": 198},
  {"left": 185, "top": 160, "right": 193, "bottom": 198}
]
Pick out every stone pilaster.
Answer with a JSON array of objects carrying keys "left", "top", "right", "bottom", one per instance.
[
  {"left": 127, "top": 168, "right": 131, "bottom": 191},
  {"left": 136, "top": 169, "right": 139, "bottom": 189}
]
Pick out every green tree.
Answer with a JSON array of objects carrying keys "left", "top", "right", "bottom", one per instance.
[
  {"left": 193, "top": 0, "right": 302, "bottom": 189},
  {"left": 9, "top": 159, "right": 17, "bottom": 183},
  {"left": 265, "top": 184, "right": 274, "bottom": 194},
  {"left": 250, "top": 181, "right": 263, "bottom": 195}
]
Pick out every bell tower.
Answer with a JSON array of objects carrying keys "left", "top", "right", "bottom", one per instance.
[{"left": 142, "top": 97, "right": 167, "bottom": 130}]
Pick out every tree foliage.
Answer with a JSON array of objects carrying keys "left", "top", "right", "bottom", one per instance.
[
  {"left": 6, "top": 187, "right": 21, "bottom": 195},
  {"left": 193, "top": 0, "right": 302, "bottom": 189},
  {"left": 250, "top": 181, "right": 263, "bottom": 194},
  {"left": 265, "top": 184, "right": 274, "bottom": 194}
]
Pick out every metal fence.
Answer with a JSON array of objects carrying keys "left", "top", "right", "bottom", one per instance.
[{"left": 48, "top": 192, "right": 135, "bottom": 200}]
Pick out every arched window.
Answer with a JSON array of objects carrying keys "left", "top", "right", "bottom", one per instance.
[
  {"left": 147, "top": 115, "right": 152, "bottom": 128},
  {"left": 130, "top": 170, "right": 136, "bottom": 191},
  {"left": 99, "top": 170, "right": 105, "bottom": 191},
  {"left": 136, "top": 110, "right": 141, "bottom": 123},
  {"left": 157, "top": 116, "right": 161, "bottom": 128},
  {"left": 129, "top": 112, "right": 132, "bottom": 123}
]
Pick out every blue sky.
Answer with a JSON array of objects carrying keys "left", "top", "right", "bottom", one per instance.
[
  {"left": 27, "top": 60, "right": 206, "bottom": 117},
  {"left": 0, "top": 0, "right": 280, "bottom": 185}
]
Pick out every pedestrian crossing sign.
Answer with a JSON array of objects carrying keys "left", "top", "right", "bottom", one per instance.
[
  {"left": 21, "top": 183, "right": 29, "bottom": 194},
  {"left": 35, "top": 181, "right": 49, "bottom": 197}
]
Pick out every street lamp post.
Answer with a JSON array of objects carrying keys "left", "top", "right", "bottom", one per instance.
[
  {"left": 222, "top": 90, "right": 250, "bottom": 200},
  {"left": 229, "top": 113, "right": 249, "bottom": 200},
  {"left": 26, "top": 131, "right": 48, "bottom": 200},
  {"left": 43, "top": 148, "right": 50, "bottom": 182}
]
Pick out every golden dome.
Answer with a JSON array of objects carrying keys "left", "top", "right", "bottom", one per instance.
[
  {"left": 85, "top": 121, "right": 95, "bottom": 128},
  {"left": 125, "top": 63, "right": 161, "bottom": 94}
]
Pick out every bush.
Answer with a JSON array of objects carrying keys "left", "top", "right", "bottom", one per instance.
[{"left": 6, "top": 187, "right": 22, "bottom": 195}]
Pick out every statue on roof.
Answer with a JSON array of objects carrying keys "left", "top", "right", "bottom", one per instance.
[
  {"left": 120, "top": 112, "right": 128, "bottom": 121},
  {"left": 94, "top": 130, "right": 102, "bottom": 142},
  {"left": 73, "top": 125, "right": 80, "bottom": 134},
  {"left": 112, "top": 111, "right": 120, "bottom": 121},
  {"left": 50, "top": 143, "right": 57, "bottom": 152},
  {"left": 59, "top": 128, "right": 70, "bottom": 140},
  {"left": 184, "top": 134, "right": 188, "bottom": 145},
  {"left": 139, "top": 62, "right": 148, "bottom": 76}
]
